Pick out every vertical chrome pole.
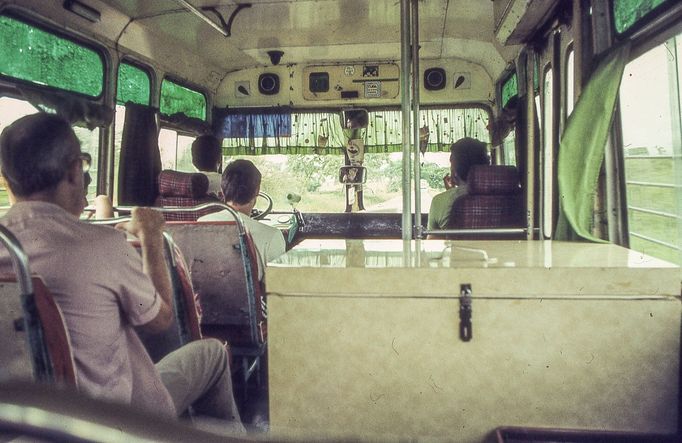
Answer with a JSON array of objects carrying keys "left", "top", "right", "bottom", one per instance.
[
  {"left": 400, "top": 0, "right": 413, "bottom": 240},
  {"left": 526, "top": 51, "right": 536, "bottom": 241},
  {"left": 411, "top": 0, "right": 422, "bottom": 239}
]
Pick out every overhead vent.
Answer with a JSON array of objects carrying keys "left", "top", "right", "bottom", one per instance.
[
  {"left": 424, "top": 68, "right": 446, "bottom": 91},
  {"left": 258, "top": 73, "right": 280, "bottom": 95}
]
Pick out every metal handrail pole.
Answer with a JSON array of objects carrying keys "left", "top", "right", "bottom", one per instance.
[
  {"left": 400, "top": 0, "right": 413, "bottom": 240},
  {"left": 411, "top": 0, "right": 422, "bottom": 239}
]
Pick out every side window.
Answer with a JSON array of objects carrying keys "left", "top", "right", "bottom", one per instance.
[
  {"left": 502, "top": 129, "right": 517, "bottom": 166},
  {"left": 501, "top": 72, "right": 518, "bottom": 108},
  {"left": 117, "top": 61, "right": 151, "bottom": 106},
  {"left": 565, "top": 48, "right": 575, "bottom": 120},
  {"left": 542, "top": 67, "right": 554, "bottom": 237},
  {"left": 158, "top": 129, "right": 196, "bottom": 172},
  {"left": 0, "top": 14, "right": 104, "bottom": 97},
  {"left": 619, "top": 34, "right": 681, "bottom": 265},
  {"left": 160, "top": 79, "right": 206, "bottom": 120},
  {"left": 612, "top": 0, "right": 670, "bottom": 35},
  {"left": 73, "top": 126, "right": 100, "bottom": 202}
]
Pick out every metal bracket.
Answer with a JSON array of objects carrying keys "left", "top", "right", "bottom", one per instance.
[
  {"left": 202, "top": 4, "right": 252, "bottom": 37},
  {"left": 459, "top": 284, "right": 472, "bottom": 342}
]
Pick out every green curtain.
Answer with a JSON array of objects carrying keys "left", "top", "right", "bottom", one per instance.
[{"left": 555, "top": 43, "right": 631, "bottom": 241}]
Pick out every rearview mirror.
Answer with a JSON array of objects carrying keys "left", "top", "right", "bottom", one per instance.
[
  {"left": 339, "top": 166, "right": 367, "bottom": 184},
  {"left": 343, "top": 109, "right": 368, "bottom": 129}
]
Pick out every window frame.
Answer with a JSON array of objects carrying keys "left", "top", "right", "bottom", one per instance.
[{"left": 0, "top": 9, "right": 107, "bottom": 100}]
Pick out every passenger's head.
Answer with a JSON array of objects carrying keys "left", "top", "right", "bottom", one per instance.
[
  {"left": 0, "top": 113, "right": 86, "bottom": 215},
  {"left": 449, "top": 137, "right": 489, "bottom": 183},
  {"left": 191, "top": 134, "right": 222, "bottom": 172},
  {"left": 221, "top": 159, "right": 261, "bottom": 211}
]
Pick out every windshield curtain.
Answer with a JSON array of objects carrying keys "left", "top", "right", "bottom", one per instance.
[{"left": 220, "top": 107, "right": 490, "bottom": 156}]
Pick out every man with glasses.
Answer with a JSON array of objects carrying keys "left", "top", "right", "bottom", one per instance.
[{"left": 0, "top": 113, "right": 244, "bottom": 433}]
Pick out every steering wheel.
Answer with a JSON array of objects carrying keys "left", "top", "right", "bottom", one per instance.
[{"left": 251, "top": 191, "right": 273, "bottom": 220}]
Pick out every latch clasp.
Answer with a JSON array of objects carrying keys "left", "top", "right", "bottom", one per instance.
[{"left": 459, "top": 284, "right": 472, "bottom": 342}]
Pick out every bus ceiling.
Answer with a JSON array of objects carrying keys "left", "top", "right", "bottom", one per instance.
[{"left": 13, "top": 1, "right": 546, "bottom": 97}]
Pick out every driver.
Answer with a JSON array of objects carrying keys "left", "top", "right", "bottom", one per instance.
[{"left": 197, "top": 159, "right": 285, "bottom": 278}]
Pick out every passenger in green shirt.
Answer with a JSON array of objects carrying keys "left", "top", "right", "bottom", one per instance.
[{"left": 427, "top": 137, "right": 489, "bottom": 237}]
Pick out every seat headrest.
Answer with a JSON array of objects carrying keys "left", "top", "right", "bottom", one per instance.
[
  {"left": 467, "top": 165, "right": 520, "bottom": 195},
  {"left": 158, "top": 170, "right": 209, "bottom": 198}
]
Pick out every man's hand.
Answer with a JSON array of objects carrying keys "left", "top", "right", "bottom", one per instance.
[
  {"left": 443, "top": 173, "right": 454, "bottom": 190},
  {"left": 116, "top": 207, "right": 165, "bottom": 241}
]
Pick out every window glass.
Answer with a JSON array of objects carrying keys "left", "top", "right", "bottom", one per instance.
[
  {"left": 612, "top": 0, "right": 668, "bottom": 34},
  {"left": 117, "top": 62, "right": 151, "bottom": 106},
  {"left": 160, "top": 79, "right": 206, "bottom": 120},
  {"left": 73, "top": 126, "right": 100, "bottom": 202},
  {"left": 158, "top": 128, "right": 196, "bottom": 171},
  {"left": 543, "top": 68, "right": 554, "bottom": 237},
  {"left": 566, "top": 49, "right": 575, "bottom": 119},
  {"left": 501, "top": 72, "right": 518, "bottom": 108},
  {"left": 502, "top": 129, "right": 517, "bottom": 166},
  {"left": 619, "top": 35, "right": 681, "bottom": 265},
  {"left": 0, "top": 15, "right": 103, "bottom": 97}
]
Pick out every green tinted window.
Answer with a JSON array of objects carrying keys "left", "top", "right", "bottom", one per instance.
[
  {"left": 501, "top": 72, "right": 518, "bottom": 108},
  {"left": 160, "top": 79, "right": 206, "bottom": 120},
  {"left": 117, "top": 62, "right": 151, "bottom": 105},
  {"left": 0, "top": 15, "right": 103, "bottom": 97},
  {"left": 613, "top": 0, "right": 667, "bottom": 34}
]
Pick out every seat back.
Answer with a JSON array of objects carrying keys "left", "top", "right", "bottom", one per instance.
[
  {"left": 0, "top": 225, "right": 76, "bottom": 386},
  {"left": 164, "top": 222, "right": 266, "bottom": 351},
  {"left": 155, "top": 170, "right": 222, "bottom": 221},
  {"left": 449, "top": 165, "right": 525, "bottom": 229},
  {"left": 1, "top": 276, "right": 77, "bottom": 386},
  {"left": 131, "top": 233, "right": 203, "bottom": 363}
]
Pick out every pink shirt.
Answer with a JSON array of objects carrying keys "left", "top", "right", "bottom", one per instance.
[{"left": 0, "top": 202, "right": 175, "bottom": 418}]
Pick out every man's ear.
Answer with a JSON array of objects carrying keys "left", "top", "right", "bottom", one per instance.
[{"left": 65, "top": 159, "right": 81, "bottom": 185}]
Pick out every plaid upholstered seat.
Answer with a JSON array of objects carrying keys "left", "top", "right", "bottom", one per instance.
[
  {"left": 155, "top": 170, "right": 222, "bottom": 221},
  {"left": 450, "top": 165, "right": 525, "bottom": 229}
]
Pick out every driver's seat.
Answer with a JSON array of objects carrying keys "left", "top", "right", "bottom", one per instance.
[{"left": 155, "top": 170, "right": 222, "bottom": 221}]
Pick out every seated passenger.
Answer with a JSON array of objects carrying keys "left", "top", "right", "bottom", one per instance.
[
  {"left": 191, "top": 134, "right": 223, "bottom": 198},
  {"left": 0, "top": 113, "right": 244, "bottom": 433},
  {"left": 427, "top": 137, "right": 489, "bottom": 236},
  {"left": 198, "top": 159, "right": 286, "bottom": 277}
]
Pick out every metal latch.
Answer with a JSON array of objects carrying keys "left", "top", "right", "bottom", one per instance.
[{"left": 459, "top": 284, "right": 472, "bottom": 342}]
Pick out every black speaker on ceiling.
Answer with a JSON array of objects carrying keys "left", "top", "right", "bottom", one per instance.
[
  {"left": 424, "top": 67, "right": 446, "bottom": 91},
  {"left": 309, "top": 72, "right": 329, "bottom": 93},
  {"left": 258, "top": 73, "right": 280, "bottom": 95}
]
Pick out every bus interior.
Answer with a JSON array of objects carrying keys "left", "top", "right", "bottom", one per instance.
[{"left": 0, "top": 0, "right": 682, "bottom": 441}]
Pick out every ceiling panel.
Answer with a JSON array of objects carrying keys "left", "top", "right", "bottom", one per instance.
[{"left": 97, "top": 0, "right": 515, "bottom": 77}]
